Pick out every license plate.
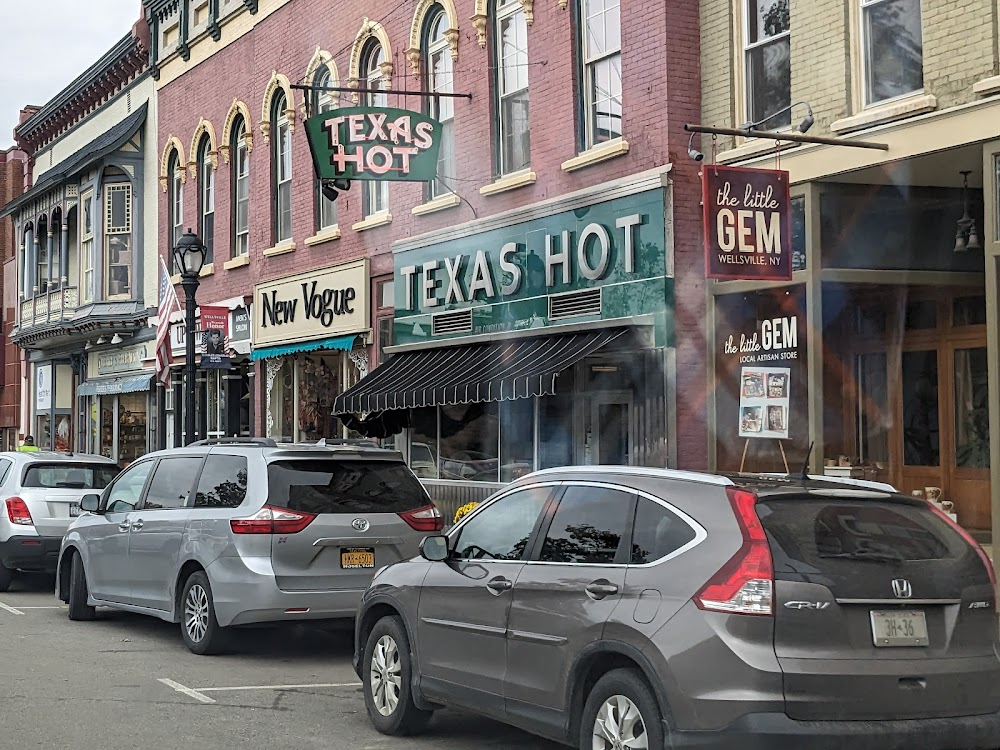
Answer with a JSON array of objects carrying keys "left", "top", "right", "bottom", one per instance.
[
  {"left": 870, "top": 610, "right": 929, "bottom": 647},
  {"left": 341, "top": 547, "right": 375, "bottom": 569},
  {"left": 69, "top": 503, "right": 81, "bottom": 517}
]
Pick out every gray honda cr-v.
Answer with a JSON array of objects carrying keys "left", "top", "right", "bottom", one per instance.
[{"left": 353, "top": 466, "right": 1000, "bottom": 750}]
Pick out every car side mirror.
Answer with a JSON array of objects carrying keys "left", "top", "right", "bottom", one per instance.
[
  {"left": 420, "top": 535, "right": 450, "bottom": 562},
  {"left": 80, "top": 494, "right": 101, "bottom": 513}
]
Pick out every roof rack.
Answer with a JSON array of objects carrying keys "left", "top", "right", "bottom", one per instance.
[
  {"left": 313, "top": 438, "right": 380, "bottom": 448},
  {"left": 188, "top": 437, "right": 279, "bottom": 447}
]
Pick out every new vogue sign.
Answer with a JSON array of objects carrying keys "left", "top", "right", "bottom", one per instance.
[
  {"left": 305, "top": 106, "right": 442, "bottom": 182},
  {"left": 703, "top": 165, "right": 792, "bottom": 281}
]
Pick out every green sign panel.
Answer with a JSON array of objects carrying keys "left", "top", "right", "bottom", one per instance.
[
  {"left": 393, "top": 189, "right": 673, "bottom": 346},
  {"left": 305, "top": 106, "right": 443, "bottom": 182}
]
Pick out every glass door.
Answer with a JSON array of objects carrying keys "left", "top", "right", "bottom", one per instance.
[{"left": 586, "top": 392, "right": 632, "bottom": 466}]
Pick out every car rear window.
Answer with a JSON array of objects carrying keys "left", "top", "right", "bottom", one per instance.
[
  {"left": 756, "top": 494, "right": 968, "bottom": 567},
  {"left": 266, "top": 459, "right": 429, "bottom": 515},
  {"left": 22, "top": 463, "right": 119, "bottom": 490}
]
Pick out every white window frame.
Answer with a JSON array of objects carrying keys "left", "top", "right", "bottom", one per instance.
[
  {"left": 199, "top": 139, "right": 215, "bottom": 263},
  {"left": 742, "top": 0, "right": 791, "bottom": 128},
  {"left": 80, "top": 190, "right": 94, "bottom": 303},
  {"left": 315, "top": 66, "right": 339, "bottom": 230},
  {"left": 170, "top": 157, "right": 184, "bottom": 258},
  {"left": 427, "top": 11, "right": 456, "bottom": 199},
  {"left": 581, "top": 0, "right": 623, "bottom": 148},
  {"left": 233, "top": 119, "right": 250, "bottom": 258},
  {"left": 273, "top": 93, "right": 293, "bottom": 243},
  {"left": 860, "top": 0, "right": 924, "bottom": 108},
  {"left": 496, "top": 0, "right": 530, "bottom": 175},
  {"left": 363, "top": 44, "right": 390, "bottom": 218},
  {"left": 103, "top": 182, "right": 133, "bottom": 300}
]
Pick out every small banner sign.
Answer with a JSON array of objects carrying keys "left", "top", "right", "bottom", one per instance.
[
  {"left": 305, "top": 106, "right": 443, "bottom": 182},
  {"left": 703, "top": 165, "right": 792, "bottom": 281},
  {"left": 199, "top": 305, "right": 231, "bottom": 370}
]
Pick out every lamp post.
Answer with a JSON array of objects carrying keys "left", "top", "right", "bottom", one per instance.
[{"left": 171, "top": 229, "right": 207, "bottom": 445}]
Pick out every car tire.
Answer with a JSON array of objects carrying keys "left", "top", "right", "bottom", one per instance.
[
  {"left": 362, "top": 615, "right": 432, "bottom": 736},
  {"left": 580, "top": 668, "right": 664, "bottom": 750},
  {"left": 179, "top": 571, "right": 229, "bottom": 656},
  {"left": 67, "top": 553, "right": 96, "bottom": 621},
  {"left": 0, "top": 563, "right": 12, "bottom": 593}
]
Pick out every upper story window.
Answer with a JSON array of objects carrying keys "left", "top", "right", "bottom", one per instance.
[
  {"left": 495, "top": 0, "right": 530, "bottom": 175},
  {"left": 168, "top": 152, "right": 184, "bottom": 268},
  {"left": 314, "top": 64, "right": 339, "bottom": 230},
  {"left": 744, "top": 0, "right": 790, "bottom": 127},
  {"left": 426, "top": 8, "right": 456, "bottom": 198},
  {"left": 81, "top": 192, "right": 94, "bottom": 303},
  {"left": 36, "top": 219, "right": 49, "bottom": 295},
  {"left": 580, "top": 0, "right": 622, "bottom": 147},
  {"left": 198, "top": 135, "right": 215, "bottom": 264},
  {"left": 862, "top": 0, "right": 923, "bottom": 105},
  {"left": 231, "top": 115, "right": 250, "bottom": 257},
  {"left": 271, "top": 91, "right": 293, "bottom": 243},
  {"left": 104, "top": 181, "right": 133, "bottom": 299},
  {"left": 362, "top": 40, "right": 390, "bottom": 217}
]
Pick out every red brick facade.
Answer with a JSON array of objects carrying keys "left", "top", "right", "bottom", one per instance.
[
  {"left": 155, "top": 0, "right": 707, "bottom": 468},
  {"left": 0, "top": 149, "right": 26, "bottom": 439}
]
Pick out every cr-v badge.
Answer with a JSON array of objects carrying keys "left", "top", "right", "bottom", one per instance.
[
  {"left": 783, "top": 601, "right": 831, "bottom": 610},
  {"left": 352, "top": 518, "right": 370, "bottom": 532}
]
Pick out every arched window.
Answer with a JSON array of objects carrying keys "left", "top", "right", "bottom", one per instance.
[
  {"left": 361, "top": 39, "right": 389, "bottom": 217},
  {"left": 198, "top": 135, "right": 215, "bottom": 263},
  {"left": 425, "top": 7, "right": 455, "bottom": 198},
  {"left": 494, "top": 0, "right": 530, "bottom": 175},
  {"left": 271, "top": 91, "right": 292, "bottom": 243},
  {"left": 80, "top": 193, "right": 94, "bottom": 303},
  {"left": 168, "top": 152, "right": 184, "bottom": 270},
  {"left": 231, "top": 115, "right": 250, "bottom": 257},
  {"left": 314, "top": 65, "right": 338, "bottom": 231},
  {"left": 36, "top": 216, "right": 49, "bottom": 296}
]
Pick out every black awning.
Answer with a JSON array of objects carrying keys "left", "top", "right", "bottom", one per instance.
[
  {"left": 1, "top": 103, "right": 148, "bottom": 219},
  {"left": 333, "top": 327, "right": 627, "bottom": 415}
]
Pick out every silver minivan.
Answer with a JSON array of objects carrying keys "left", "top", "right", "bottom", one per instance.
[{"left": 57, "top": 438, "right": 442, "bottom": 654}]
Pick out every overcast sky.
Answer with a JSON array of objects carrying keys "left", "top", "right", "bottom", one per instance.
[{"left": 0, "top": 0, "right": 142, "bottom": 149}]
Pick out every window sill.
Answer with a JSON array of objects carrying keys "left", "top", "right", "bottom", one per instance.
[
  {"left": 304, "top": 225, "right": 342, "bottom": 246},
  {"left": 222, "top": 254, "right": 250, "bottom": 270},
  {"left": 262, "top": 240, "right": 296, "bottom": 257},
  {"left": 974, "top": 74, "right": 1000, "bottom": 96},
  {"left": 560, "top": 137, "right": 630, "bottom": 172},
  {"left": 199, "top": 263, "right": 215, "bottom": 278},
  {"left": 412, "top": 193, "right": 461, "bottom": 216},
  {"left": 352, "top": 212, "right": 393, "bottom": 232},
  {"left": 830, "top": 93, "right": 937, "bottom": 134},
  {"left": 479, "top": 169, "right": 537, "bottom": 196}
]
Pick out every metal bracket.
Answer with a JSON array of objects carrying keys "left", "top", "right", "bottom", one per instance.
[{"left": 684, "top": 124, "right": 889, "bottom": 151}]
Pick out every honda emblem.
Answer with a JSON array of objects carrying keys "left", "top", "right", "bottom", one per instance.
[
  {"left": 891, "top": 579, "right": 912, "bottom": 599},
  {"left": 352, "top": 518, "right": 370, "bottom": 532}
]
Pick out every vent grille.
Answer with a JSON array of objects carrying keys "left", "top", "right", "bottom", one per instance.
[
  {"left": 432, "top": 308, "right": 473, "bottom": 335},
  {"left": 548, "top": 288, "right": 602, "bottom": 320}
]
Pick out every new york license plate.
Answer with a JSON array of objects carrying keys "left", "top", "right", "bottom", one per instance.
[
  {"left": 870, "top": 610, "right": 929, "bottom": 647},
  {"left": 341, "top": 547, "right": 375, "bottom": 569}
]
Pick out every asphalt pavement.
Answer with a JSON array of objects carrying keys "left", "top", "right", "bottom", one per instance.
[{"left": 0, "top": 574, "right": 560, "bottom": 750}]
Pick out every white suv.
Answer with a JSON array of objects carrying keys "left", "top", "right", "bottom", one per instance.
[{"left": 0, "top": 451, "right": 119, "bottom": 591}]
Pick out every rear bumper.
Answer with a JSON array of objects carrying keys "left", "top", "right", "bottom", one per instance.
[
  {"left": 206, "top": 556, "right": 365, "bottom": 627},
  {"left": 0, "top": 535, "right": 62, "bottom": 573},
  {"left": 667, "top": 710, "right": 1000, "bottom": 750}
]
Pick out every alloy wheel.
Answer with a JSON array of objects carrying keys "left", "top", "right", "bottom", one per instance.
[
  {"left": 370, "top": 634, "right": 402, "bottom": 716},
  {"left": 184, "top": 584, "right": 210, "bottom": 643},
  {"left": 592, "top": 694, "right": 648, "bottom": 750}
]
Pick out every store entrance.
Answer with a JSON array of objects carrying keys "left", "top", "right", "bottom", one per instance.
[{"left": 583, "top": 391, "right": 633, "bottom": 466}]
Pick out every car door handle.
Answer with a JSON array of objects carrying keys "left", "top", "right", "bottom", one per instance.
[
  {"left": 131, "top": 519, "right": 143, "bottom": 531},
  {"left": 118, "top": 521, "right": 131, "bottom": 533},
  {"left": 586, "top": 581, "right": 620, "bottom": 599},
  {"left": 486, "top": 577, "right": 513, "bottom": 595}
]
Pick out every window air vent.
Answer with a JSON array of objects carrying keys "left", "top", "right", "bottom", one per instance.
[
  {"left": 548, "top": 288, "right": 602, "bottom": 320},
  {"left": 432, "top": 308, "right": 473, "bottom": 336}
]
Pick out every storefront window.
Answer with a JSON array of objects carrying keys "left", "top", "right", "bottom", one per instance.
[
  {"left": 36, "top": 414, "right": 51, "bottom": 451},
  {"left": 297, "top": 354, "right": 341, "bottom": 441},
  {"left": 54, "top": 413, "right": 72, "bottom": 452},
  {"left": 440, "top": 402, "right": 500, "bottom": 482},
  {"left": 856, "top": 352, "right": 890, "bottom": 464},
  {"left": 902, "top": 350, "right": 939, "bottom": 466},
  {"left": 499, "top": 398, "right": 534, "bottom": 482},
  {"left": 954, "top": 347, "right": 989, "bottom": 468},
  {"left": 410, "top": 408, "right": 438, "bottom": 479},
  {"left": 206, "top": 370, "right": 223, "bottom": 438},
  {"left": 539, "top": 370, "right": 575, "bottom": 469},
  {"left": 99, "top": 396, "right": 114, "bottom": 459},
  {"left": 266, "top": 357, "right": 295, "bottom": 440},
  {"left": 118, "top": 393, "right": 147, "bottom": 467}
]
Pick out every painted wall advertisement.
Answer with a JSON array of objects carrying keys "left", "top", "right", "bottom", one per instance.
[
  {"left": 726, "top": 315, "right": 798, "bottom": 440},
  {"left": 703, "top": 165, "right": 792, "bottom": 281}
]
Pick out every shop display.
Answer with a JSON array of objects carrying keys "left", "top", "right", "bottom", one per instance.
[{"left": 739, "top": 366, "right": 791, "bottom": 440}]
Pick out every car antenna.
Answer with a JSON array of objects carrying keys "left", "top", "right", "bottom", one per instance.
[{"left": 791, "top": 441, "right": 814, "bottom": 481}]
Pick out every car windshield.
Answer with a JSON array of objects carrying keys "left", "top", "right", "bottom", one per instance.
[{"left": 21, "top": 463, "right": 118, "bottom": 490}]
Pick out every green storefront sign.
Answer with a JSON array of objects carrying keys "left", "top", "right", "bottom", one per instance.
[
  {"left": 305, "top": 106, "right": 443, "bottom": 182},
  {"left": 393, "top": 188, "right": 673, "bottom": 346}
]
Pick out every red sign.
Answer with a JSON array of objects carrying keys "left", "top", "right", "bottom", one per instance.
[
  {"left": 703, "top": 165, "right": 792, "bottom": 281},
  {"left": 199, "top": 306, "right": 229, "bottom": 339}
]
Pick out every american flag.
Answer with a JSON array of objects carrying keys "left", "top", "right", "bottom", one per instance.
[{"left": 155, "top": 256, "right": 181, "bottom": 386}]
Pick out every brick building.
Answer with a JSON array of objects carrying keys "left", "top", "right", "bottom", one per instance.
[
  {"left": 0, "top": 147, "right": 27, "bottom": 449},
  {"left": 146, "top": 0, "right": 704, "bottom": 505},
  {"left": 699, "top": 0, "right": 1000, "bottom": 545}
]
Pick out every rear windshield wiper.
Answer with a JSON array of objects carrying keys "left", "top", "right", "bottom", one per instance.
[{"left": 819, "top": 549, "right": 905, "bottom": 563}]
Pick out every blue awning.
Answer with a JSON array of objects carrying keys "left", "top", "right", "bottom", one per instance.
[
  {"left": 250, "top": 334, "right": 359, "bottom": 361},
  {"left": 77, "top": 372, "right": 153, "bottom": 397}
]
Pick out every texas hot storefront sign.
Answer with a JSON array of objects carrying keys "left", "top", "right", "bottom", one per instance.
[{"left": 392, "top": 187, "right": 673, "bottom": 346}]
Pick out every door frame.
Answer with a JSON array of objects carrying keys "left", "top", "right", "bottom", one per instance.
[{"left": 577, "top": 390, "right": 633, "bottom": 466}]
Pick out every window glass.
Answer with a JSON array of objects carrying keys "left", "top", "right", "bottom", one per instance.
[
  {"left": 582, "top": 0, "right": 622, "bottom": 145},
  {"left": 409, "top": 407, "right": 438, "bottom": 479},
  {"left": 143, "top": 457, "right": 203, "bottom": 510},
  {"left": 539, "top": 485, "right": 631, "bottom": 564},
  {"left": 169, "top": 155, "right": 183, "bottom": 259},
  {"left": 745, "top": 0, "right": 790, "bottom": 127},
  {"left": 902, "top": 350, "right": 939, "bottom": 466},
  {"left": 362, "top": 41, "right": 389, "bottom": 216},
  {"left": 104, "top": 460, "right": 154, "bottom": 513},
  {"left": 496, "top": 2, "right": 530, "bottom": 173},
  {"left": 630, "top": 498, "right": 697, "bottom": 564},
  {"left": 195, "top": 454, "right": 249, "bottom": 508},
  {"left": 499, "top": 398, "right": 533, "bottom": 482},
  {"left": 440, "top": 402, "right": 499, "bottom": 482},
  {"left": 22, "top": 463, "right": 119, "bottom": 489},
  {"left": 314, "top": 65, "right": 339, "bottom": 230},
  {"left": 0, "top": 459, "right": 12, "bottom": 485},
  {"left": 954, "top": 348, "right": 990, "bottom": 468},
  {"left": 233, "top": 118, "right": 250, "bottom": 257},
  {"left": 199, "top": 137, "right": 215, "bottom": 263},
  {"left": 454, "top": 486, "right": 550, "bottom": 560},
  {"left": 267, "top": 459, "right": 429, "bottom": 514},
  {"left": 863, "top": 0, "right": 923, "bottom": 105},
  {"left": 427, "top": 11, "right": 456, "bottom": 197},
  {"left": 539, "top": 369, "right": 574, "bottom": 469},
  {"left": 104, "top": 183, "right": 132, "bottom": 297},
  {"left": 273, "top": 92, "right": 292, "bottom": 242}
]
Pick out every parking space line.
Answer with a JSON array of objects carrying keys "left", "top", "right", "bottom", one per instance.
[
  {"left": 157, "top": 678, "right": 216, "bottom": 704},
  {"left": 19, "top": 606, "right": 64, "bottom": 609},
  {"left": 0, "top": 601, "right": 24, "bottom": 615},
  {"left": 197, "top": 682, "right": 362, "bottom": 692}
]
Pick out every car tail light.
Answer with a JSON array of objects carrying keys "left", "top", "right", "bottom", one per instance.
[
  {"left": 928, "top": 503, "right": 996, "bottom": 588},
  {"left": 230, "top": 505, "right": 316, "bottom": 535},
  {"left": 399, "top": 504, "right": 443, "bottom": 532},
  {"left": 695, "top": 487, "right": 773, "bottom": 616},
  {"left": 6, "top": 497, "right": 33, "bottom": 526}
]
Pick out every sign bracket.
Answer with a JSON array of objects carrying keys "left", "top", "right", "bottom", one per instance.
[{"left": 685, "top": 123, "right": 889, "bottom": 151}]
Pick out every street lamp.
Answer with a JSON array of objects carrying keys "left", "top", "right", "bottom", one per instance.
[{"left": 171, "top": 229, "right": 207, "bottom": 445}]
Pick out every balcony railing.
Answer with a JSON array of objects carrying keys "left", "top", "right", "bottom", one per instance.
[{"left": 20, "top": 287, "right": 79, "bottom": 330}]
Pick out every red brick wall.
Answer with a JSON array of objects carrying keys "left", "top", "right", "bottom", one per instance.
[
  {"left": 157, "top": 0, "right": 707, "bottom": 468},
  {"left": 0, "top": 150, "right": 26, "bottom": 431}
]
